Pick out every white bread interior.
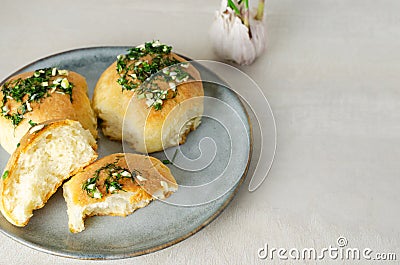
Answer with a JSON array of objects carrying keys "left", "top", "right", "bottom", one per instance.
[
  {"left": 0, "top": 120, "right": 97, "bottom": 227},
  {"left": 63, "top": 188, "right": 175, "bottom": 234}
]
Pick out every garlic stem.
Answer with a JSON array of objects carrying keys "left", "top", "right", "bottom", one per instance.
[
  {"left": 255, "top": 0, "right": 265, "bottom": 21},
  {"left": 243, "top": 0, "right": 250, "bottom": 29},
  {"left": 228, "top": 0, "right": 240, "bottom": 16}
]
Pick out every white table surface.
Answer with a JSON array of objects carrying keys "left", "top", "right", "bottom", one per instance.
[{"left": 0, "top": 0, "right": 399, "bottom": 264}]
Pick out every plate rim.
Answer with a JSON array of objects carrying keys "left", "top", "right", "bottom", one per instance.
[{"left": 0, "top": 46, "right": 253, "bottom": 260}]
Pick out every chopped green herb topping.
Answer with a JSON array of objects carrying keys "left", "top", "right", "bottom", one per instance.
[
  {"left": 116, "top": 41, "right": 193, "bottom": 110},
  {"left": 162, "top": 149, "right": 179, "bottom": 165},
  {"left": 0, "top": 68, "right": 74, "bottom": 127},
  {"left": 82, "top": 176, "right": 102, "bottom": 199},
  {"left": 2, "top": 170, "right": 9, "bottom": 180},
  {"left": 82, "top": 156, "right": 141, "bottom": 198},
  {"left": 28, "top": 120, "right": 37, "bottom": 127},
  {"left": 16, "top": 143, "right": 20, "bottom": 148}
]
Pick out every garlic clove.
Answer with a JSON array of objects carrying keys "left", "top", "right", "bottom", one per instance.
[{"left": 250, "top": 17, "right": 266, "bottom": 57}]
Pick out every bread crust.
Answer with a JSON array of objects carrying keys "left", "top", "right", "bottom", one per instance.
[
  {"left": 0, "top": 119, "right": 98, "bottom": 227},
  {"left": 0, "top": 71, "right": 98, "bottom": 154},
  {"left": 93, "top": 53, "right": 204, "bottom": 153}
]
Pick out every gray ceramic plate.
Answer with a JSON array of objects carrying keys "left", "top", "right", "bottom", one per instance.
[{"left": 0, "top": 47, "right": 251, "bottom": 259}]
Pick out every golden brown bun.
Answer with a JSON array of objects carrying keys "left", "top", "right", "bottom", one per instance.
[
  {"left": 0, "top": 119, "right": 98, "bottom": 227},
  {"left": 63, "top": 153, "right": 178, "bottom": 233},
  {"left": 0, "top": 71, "right": 98, "bottom": 154},
  {"left": 93, "top": 53, "right": 204, "bottom": 153}
]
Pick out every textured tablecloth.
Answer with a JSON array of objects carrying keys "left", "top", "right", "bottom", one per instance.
[{"left": 0, "top": 0, "right": 399, "bottom": 264}]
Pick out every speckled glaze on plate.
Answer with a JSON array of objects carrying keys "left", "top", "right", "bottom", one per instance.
[{"left": 0, "top": 47, "right": 251, "bottom": 260}]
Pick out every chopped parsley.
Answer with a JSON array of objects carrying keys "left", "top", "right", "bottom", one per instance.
[
  {"left": 28, "top": 120, "right": 37, "bottom": 127},
  {"left": 82, "top": 156, "right": 141, "bottom": 198},
  {"left": 116, "top": 41, "right": 193, "bottom": 110},
  {"left": 2, "top": 170, "right": 9, "bottom": 180},
  {"left": 82, "top": 176, "right": 102, "bottom": 199},
  {"left": 162, "top": 149, "right": 179, "bottom": 165},
  {"left": 0, "top": 68, "right": 74, "bottom": 127}
]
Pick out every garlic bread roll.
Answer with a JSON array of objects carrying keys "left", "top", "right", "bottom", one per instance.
[
  {"left": 0, "top": 68, "right": 98, "bottom": 154},
  {"left": 93, "top": 41, "right": 203, "bottom": 153}
]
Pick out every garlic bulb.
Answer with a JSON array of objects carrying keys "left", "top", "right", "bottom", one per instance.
[{"left": 210, "top": 0, "right": 266, "bottom": 65}]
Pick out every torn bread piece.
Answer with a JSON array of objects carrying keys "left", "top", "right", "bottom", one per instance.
[
  {"left": 0, "top": 119, "right": 98, "bottom": 227},
  {"left": 63, "top": 153, "right": 178, "bottom": 233}
]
